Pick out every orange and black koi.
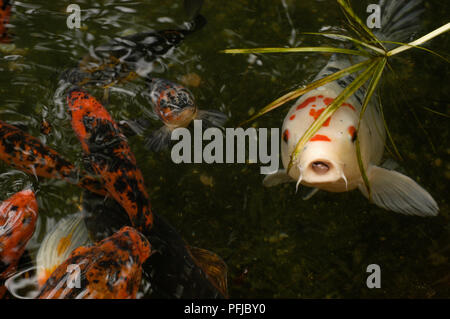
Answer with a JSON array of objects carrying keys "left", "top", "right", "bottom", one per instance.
[
  {"left": 82, "top": 191, "right": 227, "bottom": 299},
  {"left": 37, "top": 226, "right": 151, "bottom": 299},
  {"left": 66, "top": 89, "right": 153, "bottom": 233},
  {"left": 0, "top": 190, "right": 38, "bottom": 279},
  {"left": 0, "top": 0, "right": 12, "bottom": 44},
  {"left": 0, "top": 121, "right": 106, "bottom": 196}
]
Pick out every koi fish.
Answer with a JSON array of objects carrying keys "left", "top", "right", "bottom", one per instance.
[
  {"left": 37, "top": 226, "right": 151, "bottom": 299},
  {"left": 140, "top": 78, "right": 227, "bottom": 152},
  {"left": 82, "top": 190, "right": 228, "bottom": 298},
  {"left": 0, "top": 0, "right": 12, "bottom": 44},
  {"left": 36, "top": 213, "right": 90, "bottom": 287},
  {"left": 63, "top": 14, "right": 207, "bottom": 88},
  {"left": 68, "top": 89, "right": 227, "bottom": 298},
  {"left": 0, "top": 190, "right": 38, "bottom": 280},
  {"left": 264, "top": 0, "right": 439, "bottom": 216},
  {"left": 0, "top": 120, "right": 106, "bottom": 196},
  {"left": 66, "top": 89, "right": 153, "bottom": 233}
]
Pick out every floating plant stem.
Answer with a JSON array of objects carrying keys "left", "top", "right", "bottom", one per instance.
[
  {"left": 380, "top": 40, "right": 449, "bottom": 63},
  {"left": 222, "top": 46, "right": 371, "bottom": 57},
  {"left": 355, "top": 58, "right": 387, "bottom": 197},
  {"left": 301, "top": 32, "right": 386, "bottom": 56},
  {"left": 387, "top": 22, "right": 450, "bottom": 57},
  {"left": 337, "top": 0, "right": 385, "bottom": 50}
]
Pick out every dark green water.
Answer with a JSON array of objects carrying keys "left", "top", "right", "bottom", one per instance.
[{"left": 0, "top": 0, "right": 448, "bottom": 298}]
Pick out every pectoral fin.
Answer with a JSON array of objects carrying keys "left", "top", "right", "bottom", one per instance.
[
  {"left": 359, "top": 165, "right": 439, "bottom": 216},
  {"left": 188, "top": 246, "right": 228, "bottom": 298},
  {"left": 263, "top": 169, "right": 294, "bottom": 187},
  {"left": 144, "top": 126, "right": 172, "bottom": 152}
]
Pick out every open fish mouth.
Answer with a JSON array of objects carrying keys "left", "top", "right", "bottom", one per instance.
[{"left": 311, "top": 161, "right": 331, "bottom": 175}]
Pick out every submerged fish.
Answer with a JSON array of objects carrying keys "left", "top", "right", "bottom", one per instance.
[
  {"left": 0, "top": 190, "right": 38, "bottom": 280},
  {"left": 63, "top": 14, "right": 207, "bottom": 88},
  {"left": 64, "top": 87, "right": 227, "bottom": 298},
  {"left": 264, "top": 0, "right": 438, "bottom": 216},
  {"left": 0, "top": 120, "right": 106, "bottom": 196},
  {"left": 0, "top": 0, "right": 12, "bottom": 44},
  {"left": 35, "top": 213, "right": 90, "bottom": 287},
  {"left": 66, "top": 89, "right": 154, "bottom": 233},
  {"left": 82, "top": 191, "right": 228, "bottom": 298},
  {"left": 37, "top": 226, "right": 151, "bottom": 299},
  {"left": 140, "top": 78, "right": 227, "bottom": 151}
]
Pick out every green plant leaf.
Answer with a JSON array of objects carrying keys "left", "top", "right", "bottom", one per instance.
[
  {"left": 380, "top": 41, "right": 449, "bottom": 63},
  {"left": 222, "top": 46, "right": 371, "bottom": 57},
  {"left": 355, "top": 58, "right": 387, "bottom": 198},
  {"left": 239, "top": 58, "right": 374, "bottom": 126},
  {"left": 337, "top": 0, "right": 385, "bottom": 50},
  {"left": 376, "top": 91, "right": 403, "bottom": 161},
  {"left": 387, "top": 22, "right": 450, "bottom": 56},
  {"left": 302, "top": 32, "right": 386, "bottom": 55}
]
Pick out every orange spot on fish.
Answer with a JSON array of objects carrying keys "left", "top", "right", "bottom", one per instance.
[
  {"left": 323, "top": 97, "right": 334, "bottom": 106},
  {"left": 342, "top": 103, "right": 356, "bottom": 111},
  {"left": 289, "top": 114, "right": 296, "bottom": 120},
  {"left": 310, "top": 134, "right": 331, "bottom": 142},
  {"left": 318, "top": 95, "right": 323, "bottom": 99},
  {"left": 348, "top": 126, "right": 357, "bottom": 141},
  {"left": 296, "top": 96, "right": 317, "bottom": 110},
  {"left": 283, "top": 129, "right": 290, "bottom": 143},
  {"left": 309, "top": 108, "right": 331, "bottom": 126}
]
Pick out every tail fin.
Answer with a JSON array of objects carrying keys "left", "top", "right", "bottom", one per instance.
[
  {"left": 360, "top": 165, "right": 439, "bottom": 217},
  {"left": 144, "top": 125, "right": 172, "bottom": 152},
  {"left": 375, "top": 0, "right": 424, "bottom": 46},
  {"left": 36, "top": 213, "right": 91, "bottom": 287}
]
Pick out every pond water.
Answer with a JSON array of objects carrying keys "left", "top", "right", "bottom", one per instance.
[{"left": 0, "top": 0, "right": 448, "bottom": 298}]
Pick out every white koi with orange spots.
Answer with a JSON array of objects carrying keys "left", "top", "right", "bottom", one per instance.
[{"left": 264, "top": 0, "right": 439, "bottom": 216}]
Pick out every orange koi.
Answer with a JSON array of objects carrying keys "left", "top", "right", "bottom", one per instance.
[
  {"left": 0, "top": 0, "right": 12, "bottom": 44},
  {"left": 66, "top": 89, "right": 153, "bottom": 233},
  {"left": 37, "top": 226, "right": 151, "bottom": 299},
  {"left": 0, "top": 120, "right": 106, "bottom": 196},
  {"left": 0, "top": 190, "right": 38, "bottom": 279}
]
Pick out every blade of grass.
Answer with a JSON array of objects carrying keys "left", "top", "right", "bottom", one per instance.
[
  {"left": 381, "top": 40, "right": 449, "bottom": 63},
  {"left": 355, "top": 58, "right": 387, "bottom": 197},
  {"left": 222, "top": 47, "right": 371, "bottom": 57},
  {"left": 422, "top": 106, "right": 450, "bottom": 118},
  {"left": 386, "top": 62, "right": 437, "bottom": 154},
  {"left": 377, "top": 91, "right": 403, "bottom": 161},
  {"left": 287, "top": 58, "right": 380, "bottom": 173},
  {"left": 302, "top": 32, "right": 386, "bottom": 55},
  {"left": 337, "top": 0, "right": 385, "bottom": 50},
  {"left": 387, "top": 22, "right": 450, "bottom": 56},
  {"left": 239, "top": 58, "right": 374, "bottom": 126}
]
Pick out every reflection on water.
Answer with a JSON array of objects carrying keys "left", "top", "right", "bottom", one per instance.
[{"left": 0, "top": 0, "right": 449, "bottom": 298}]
